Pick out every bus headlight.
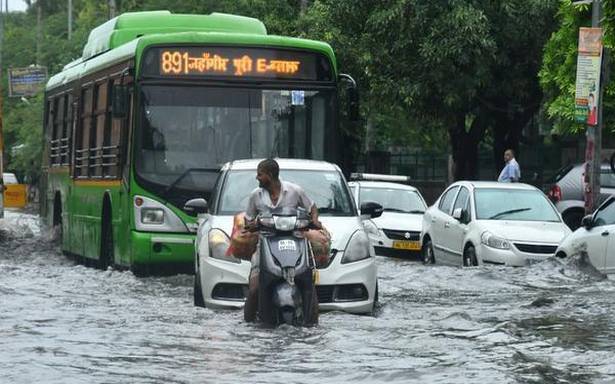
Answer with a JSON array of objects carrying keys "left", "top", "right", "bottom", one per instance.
[
  {"left": 133, "top": 195, "right": 189, "bottom": 233},
  {"left": 141, "top": 208, "right": 164, "bottom": 224},
  {"left": 341, "top": 230, "right": 371, "bottom": 264}
]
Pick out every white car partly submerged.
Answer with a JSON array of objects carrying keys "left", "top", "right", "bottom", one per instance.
[
  {"left": 187, "top": 159, "right": 381, "bottom": 314},
  {"left": 348, "top": 178, "right": 426, "bottom": 258},
  {"left": 555, "top": 196, "right": 615, "bottom": 276},
  {"left": 421, "top": 181, "right": 571, "bottom": 266}
]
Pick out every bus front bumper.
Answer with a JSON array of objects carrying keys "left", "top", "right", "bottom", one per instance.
[{"left": 130, "top": 231, "right": 195, "bottom": 275}]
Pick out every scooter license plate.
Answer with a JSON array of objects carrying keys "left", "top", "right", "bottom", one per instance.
[{"left": 278, "top": 239, "right": 297, "bottom": 252}]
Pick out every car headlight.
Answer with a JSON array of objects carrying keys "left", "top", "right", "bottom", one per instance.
[
  {"left": 208, "top": 229, "right": 238, "bottom": 263},
  {"left": 362, "top": 219, "right": 380, "bottom": 237},
  {"left": 341, "top": 230, "right": 371, "bottom": 264},
  {"left": 141, "top": 208, "right": 164, "bottom": 224},
  {"left": 481, "top": 231, "right": 510, "bottom": 250}
]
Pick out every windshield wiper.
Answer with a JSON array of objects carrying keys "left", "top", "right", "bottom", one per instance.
[
  {"left": 381, "top": 208, "right": 424, "bottom": 214},
  {"left": 382, "top": 208, "right": 410, "bottom": 213},
  {"left": 488, "top": 208, "right": 532, "bottom": 220},
  {"left": 160, "top": 167, "right": 219, "bottom": 204}
]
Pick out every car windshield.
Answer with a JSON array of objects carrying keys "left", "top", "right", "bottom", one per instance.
[
  {"left": 359, "top": 187, "right": 425, "bottom": 213},
  {"left": 475, "top": 188, "right": 561, "bottom": 222},
  {"left": 218, "top": 169, "right": 355, "bottom": 217}
]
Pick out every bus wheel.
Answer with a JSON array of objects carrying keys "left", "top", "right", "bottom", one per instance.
[
  {"left": 100, "top": 217, "right": 113, "bottom": 270},
  {"left": 52, "top": 194, "right": 62, "bottom": 243}
]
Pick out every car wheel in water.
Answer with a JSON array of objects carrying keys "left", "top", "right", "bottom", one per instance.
[
  {"left": 422, "top": 238, "right": 435, "bottom": 264},
  {"left": 463, "top": 245, "right": 478, "bottom": 267},
  {"left": 194, "top": 261, "right": 205, "bottom": 307}
]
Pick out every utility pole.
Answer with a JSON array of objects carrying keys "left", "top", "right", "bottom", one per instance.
[
  {"left": 68, "top": 0, "right": 72, "bottom": 40},
  {"left": 109, "top": 0, "right": 116, "bottom": 19},
  {"left": 36, "top": 1, "right": 41, "bottom": 65},
  {"left": 0, "top": 0, "right": 4, "bottom": 219},
  {"left": 585, "top": 0, "right": 607, "bottom": 214}
]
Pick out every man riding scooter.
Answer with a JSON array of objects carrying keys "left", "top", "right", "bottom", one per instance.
[{"left": 243, "top": 158, "right": 322, "bottom": 323}]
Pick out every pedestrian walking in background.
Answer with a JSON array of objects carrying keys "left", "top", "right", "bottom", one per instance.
[{"left": 498, "top": 149, "right": 521, "bottom": 182}]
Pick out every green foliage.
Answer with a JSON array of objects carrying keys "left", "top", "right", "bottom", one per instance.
[
  {"left": 3, "top": 94, "right": 44, "bottom": 184},
  {"left": 1, "top": 0, "right": 560, "bottom": 181},
  {"left": 540, "top": 0, "right": 615, "bottom": 135}
]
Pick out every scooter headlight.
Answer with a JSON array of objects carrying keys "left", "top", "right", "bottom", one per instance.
[
  {"left": 341, "top": 230, "right": 372, "bottom": 264},
  {"left": 274, "top": 216, "right": 297, "bottom": 231},
  {"left": 208, "top": 229, "right": 238, "bottom": 264}
]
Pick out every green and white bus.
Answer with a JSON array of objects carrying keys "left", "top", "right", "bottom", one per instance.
[{"left": 41, "top": 11, "right": 357, "bottom": 274}]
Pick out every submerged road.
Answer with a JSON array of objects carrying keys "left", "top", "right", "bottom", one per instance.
[{"left": 1, "top": 210, "right": 615, "bottom": 383}]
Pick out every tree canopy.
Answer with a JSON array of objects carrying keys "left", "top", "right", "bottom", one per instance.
[{"left": 1, "top": 0, "right": 565, "bottom": 183}]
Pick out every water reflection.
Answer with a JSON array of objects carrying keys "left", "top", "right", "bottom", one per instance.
[{"left": 1, "top": 211, "right": 615, "bottom": 383}]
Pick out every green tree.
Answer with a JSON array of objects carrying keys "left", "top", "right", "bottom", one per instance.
[
  {"left": 540, "top": 1, "right": 615, "bottom": 136},
  {"left": 302, "top": 0, "right": 558, "bottom": 179}
]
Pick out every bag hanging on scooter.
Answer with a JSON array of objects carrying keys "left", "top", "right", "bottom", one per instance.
[
  {"left": 227, "top": 212, "right": 258, "bottom": 261},
  {"left": 305, "top": 226, "right": 331, "bottom": 267}
]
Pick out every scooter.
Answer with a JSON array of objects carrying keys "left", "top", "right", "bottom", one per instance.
[{"left": 256, "top": 207, "right": 318, "bottom": 326}]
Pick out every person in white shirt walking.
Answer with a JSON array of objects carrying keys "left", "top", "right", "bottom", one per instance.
[{"left": 498, "top": 149, "right": 521, "bottom": 183}]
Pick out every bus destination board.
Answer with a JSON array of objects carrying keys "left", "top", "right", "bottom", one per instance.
[{"left": 142, "top": 46, "right": 333, "bottom": 81}]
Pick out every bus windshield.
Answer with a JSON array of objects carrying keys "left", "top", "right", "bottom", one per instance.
[{"left": 135, "top": 85, "right": 335, "bottom": 204}]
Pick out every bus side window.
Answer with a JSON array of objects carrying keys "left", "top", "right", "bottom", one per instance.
[
  {"left": 93, "top": 81, "right": 108, "bottom": 179},
  {"left": 75, "top": 86, "right": 93, "bottom": 178},
  {"left": 109, "top": 79, "right": 125, "bottom": 179}
]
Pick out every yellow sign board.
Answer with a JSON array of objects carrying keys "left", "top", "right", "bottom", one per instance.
[{"left": 3, "top": 184, "right": 27, "bottom": 208}]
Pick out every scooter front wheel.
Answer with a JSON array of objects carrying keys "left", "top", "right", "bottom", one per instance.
[{"left": 280, "top": 308, "right": 295, "bottom": 325}]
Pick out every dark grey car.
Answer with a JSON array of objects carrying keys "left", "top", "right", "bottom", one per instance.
[{"left": 546, "top": 163, "right": 615, "bottom": 229}]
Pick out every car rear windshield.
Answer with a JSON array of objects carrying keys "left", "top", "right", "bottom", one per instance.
[
  {"left": 549, "top": 165, "right": 574, "bottom": 183},
  {"left": 600, "top": 172, "right": 615, "bottom": 188},
  {"left": 217, "top": 169, "right": 355, "bottom": 216},
  {"left": 474, "top": 188, "right": 561, "bottom": 222}
]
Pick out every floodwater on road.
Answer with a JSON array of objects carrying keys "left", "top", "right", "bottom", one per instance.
[{"left": 1, "top": 210, "right": 615, "bottom": 384}]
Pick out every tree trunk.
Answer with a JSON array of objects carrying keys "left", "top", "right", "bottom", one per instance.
[{"left": 449, "top": 113, "right": 484, "bottom": 181}]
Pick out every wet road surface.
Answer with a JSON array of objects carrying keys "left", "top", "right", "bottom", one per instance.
[{"left": 2, "top": 210, "right": 615, "bottom": 383}]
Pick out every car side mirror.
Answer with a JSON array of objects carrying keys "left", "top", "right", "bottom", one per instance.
[
  {"left": 453, "top": 208, "right": 462, "bottom": 220},
  {"left": 581, "top": 214, "right": 593, "bottom": 229},
  {"left": 184, "top": 198, "right": 208, "bottom": 216},
  {"left": 360, "top": 201, "right": 383, "bottom": 219}
]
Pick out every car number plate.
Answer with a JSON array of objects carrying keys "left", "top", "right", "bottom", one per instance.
[
  {"left": 278, "top": 239, "right": 296, "bottom": 252},
  {"left": 392, "top": 240, "right": 421, "bottom": 250}
]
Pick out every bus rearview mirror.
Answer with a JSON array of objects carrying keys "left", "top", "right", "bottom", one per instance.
[{"left": 339, "top": 74, "right": 359, "bottom": 123}]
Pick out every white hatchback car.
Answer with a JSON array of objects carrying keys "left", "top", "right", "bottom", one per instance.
[
  {"left": 421, "top": 181, "right": 571, "bottom": 266},
  {"left": 189, "top": 159, "right": 380, "bottom": 314},
  {"left": 348, "top": 179, "right": 427, "bottom": 258},
  {"left": 555, "top": 196, "right": 615, "bottom": 276}
]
